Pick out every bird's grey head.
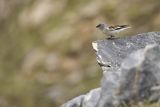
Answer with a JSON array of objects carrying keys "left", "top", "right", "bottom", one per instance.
[{"left": 96, "top": 23, "right": 108, "bottom": 30}]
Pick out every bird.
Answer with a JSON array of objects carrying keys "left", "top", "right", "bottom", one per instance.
[{"left": 96, "top": 23, "right": 131, "bottom": 39}]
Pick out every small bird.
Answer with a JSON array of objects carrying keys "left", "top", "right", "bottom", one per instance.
[{"left": 96, "top": 23, "right": 131, "bottom": 39}]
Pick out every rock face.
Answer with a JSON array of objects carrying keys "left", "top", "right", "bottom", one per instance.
[
  {"left": 61, "top": 32, "right": 160, "bottom": 107},
  {"left": 61, "top": 88, "right": 101, "bottom": 107}
]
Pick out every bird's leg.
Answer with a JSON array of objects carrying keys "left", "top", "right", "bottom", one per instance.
[{"left": 106, "top": 34, "right": 115, "bottom": 40}]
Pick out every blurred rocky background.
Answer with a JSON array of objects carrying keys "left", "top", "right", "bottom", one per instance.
[{"left": 0, "top": 0, "right": 159, "bottom": 107}]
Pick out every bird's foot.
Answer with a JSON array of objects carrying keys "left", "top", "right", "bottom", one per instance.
[
  {"left": 106, "top": 37, "right": 115, "bottom": 40},
  {"left": 106, "top": 35, "right": 116, "bottom": 40}
]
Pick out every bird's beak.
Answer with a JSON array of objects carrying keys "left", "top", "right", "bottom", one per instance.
[{"left": 96, "top": 24, "right": 100, "bottom": 28}]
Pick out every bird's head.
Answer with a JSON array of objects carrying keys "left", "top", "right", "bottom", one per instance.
[{"left": 96, "top": 23, "right": 108, "bottom": 30}]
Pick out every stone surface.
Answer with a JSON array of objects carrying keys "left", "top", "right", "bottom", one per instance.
[
  {"left": 93, "top": 32, "right": 160, "bottom": 72},
  {"left": 61, "top": 88, "right": 101, "bottom": 107},
  {"left": 61, "top": 95, "right": 85, "bottom": 107},
  {"left": 61, "top": 32, "right": 160, "bottom": 107},
  {"left": 98, "top": 44, "right": 160, "bottom": 107}
]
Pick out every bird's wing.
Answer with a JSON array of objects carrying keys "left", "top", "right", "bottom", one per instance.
[{"left": 109, "top": 25, "right": 131, "bottom": 31}]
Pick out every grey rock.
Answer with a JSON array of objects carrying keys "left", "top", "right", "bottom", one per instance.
[
  {"left": 120, "top": 45, "right": 160, "bottom": 102},
  {"left": 61, "top": 32, "right": 160, "bottom": 107},
  {"left": 93, "top": 32, "right": 160, "bottom": 106},
  {"left": 94, "top": 32, "right": 160, "bottom": 107},
  {"left": 61, "top": 95, "right": 85, "bottom": 107},
  {"left": 92, "top": 32, "right": 160, "bottom": 72},
  {"left": 98, "top": 44, "right": 160, "bottom": 107},
  {"left": 61, "top": 88, "right": 101, "bottom": 107},
  {"left": 82, "top": 88, "right": 101, "bottom": 107}
]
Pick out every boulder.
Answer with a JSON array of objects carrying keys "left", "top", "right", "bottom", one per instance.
[{"left": 61, "top": 32, "right": 160, "bottom": 107}]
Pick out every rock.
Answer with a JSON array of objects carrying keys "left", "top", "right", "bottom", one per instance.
[
  {"left": 98, "top": 44, "right": 160, "bottom": 107},
  {"left": 61, "top": 88, "right": 101, "bottom": 107},
  {"left": 93, "top": 32, "right": 160, "bottom": 106},
  {"left": 120, "top": 45, "right": 160, "bottom": 103},
  {"left": 94, "top": 32, "right": 160, "bottom": 107},
  {"left": 61, "top": 95, "right": 85, "bottom": 107},
  {"left": 92, "top": 32, "right": 160, "bottom": 73},
  {"left": 82, "top": 88, "right": 101, "bottom": 107},
  {"left": 61, "top": 32, "right": 160, "bottom": 107}
]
